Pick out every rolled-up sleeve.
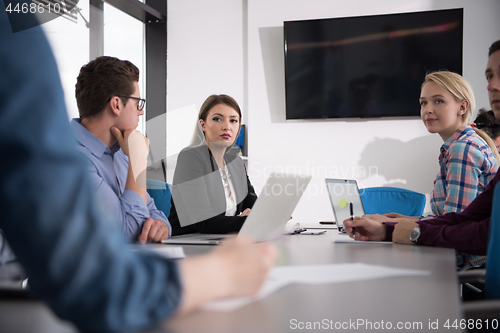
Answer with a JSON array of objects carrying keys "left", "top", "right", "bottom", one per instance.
[
  {"left": 86, "top": 161, "right": 150, "bottom": 240},
  {"left": 147, "top": 194, "right": 172, "bottom": 237}
]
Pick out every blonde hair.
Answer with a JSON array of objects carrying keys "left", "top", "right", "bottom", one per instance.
[
  {"left": 422, "top": 71, "right": 500, "bottom": 164},
  {"left": 422, "top": 71, "right": 475, "bottom": 124}
]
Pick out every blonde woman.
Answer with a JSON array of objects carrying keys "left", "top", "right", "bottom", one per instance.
[
  {"left": 344, "top": 71, "right": 499, "bottom": 258},
  {"left": 418, "top": 71, "right": 499, "bottom": 216},
  {"left": 380, "top": 71, "right": 499, "bottom": 223}
]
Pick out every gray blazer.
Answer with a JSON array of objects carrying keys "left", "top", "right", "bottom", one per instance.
[{"left": 168, "top": 145, "right": 257, "bottom": 235}]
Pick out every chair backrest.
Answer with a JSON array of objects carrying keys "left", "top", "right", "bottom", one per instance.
[
  {"left": 359, "top": 187, "right": 426, "bottom": 216},
  {"left": 485, "top": 184, "right": 500, "bottom": 299},
  {"left": 146, "top": 179, "right": 172, "bottom": 217}
]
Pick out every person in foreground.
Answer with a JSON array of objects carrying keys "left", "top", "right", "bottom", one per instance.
[
  {"left": 71, "top": 56, "right": 174, "bottom": 244},
  {"left": 0, "top": 11, "right": 276, "bottom": 332},
  {"left": 168, "top": 95, "right": 257, "bottom": 235}
]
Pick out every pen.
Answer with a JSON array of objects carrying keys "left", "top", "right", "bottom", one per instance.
[{"left": 350, "top": 202, "right": 355, "bottom": 236}]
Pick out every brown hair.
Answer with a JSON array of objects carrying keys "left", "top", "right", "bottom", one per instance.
[
  {"left": 198, "top": 94, "right": 242, "bottom": 149},
  {"left": 75, "top": 56, "right": 139, "bottom": 119},
  {"left": 489, "top": 40, "right": 500, "bottom": 57},
  {"left": 474, "top": 108, "right": 500, "bottom": 142},
  {"left": 198, "top": 94, "right": 242, "bottom": 123}
]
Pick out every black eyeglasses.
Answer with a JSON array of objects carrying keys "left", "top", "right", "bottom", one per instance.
[{"left": 117, "top": 95, "right": 146, "bottom": 111}]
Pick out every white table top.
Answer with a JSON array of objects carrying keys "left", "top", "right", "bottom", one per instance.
[
  {"left": 162, "top": 231, "right": 464, "bottom": 333},
  {"left": 0, "top": 231, "right": 464, "bottom": 333}
]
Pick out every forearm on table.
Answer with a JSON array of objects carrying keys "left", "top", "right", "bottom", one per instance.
[{"left": 418, "top": 218, "right": 490, "bottom": 254}]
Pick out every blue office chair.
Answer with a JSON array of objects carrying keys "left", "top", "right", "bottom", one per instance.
[
  {"left": 146, "top": 179, "right": 172, "bottom": 217},
  {"left": 359, "top": 187, "right": 426, "bottom": 216}
]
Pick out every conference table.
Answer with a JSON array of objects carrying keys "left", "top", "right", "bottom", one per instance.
[{"left": 0, "top": 230, "right": 465, "bottom": 333}]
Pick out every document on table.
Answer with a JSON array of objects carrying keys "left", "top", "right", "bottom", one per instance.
[
  {"left": 131, "top": 245, "right": 186, "bottom": 259},
  {"left": 203, "top": 263, "right": 430, "bottom": 312},
  {"left": 331, "top": 231, "right": 390, "bottom": 244}
]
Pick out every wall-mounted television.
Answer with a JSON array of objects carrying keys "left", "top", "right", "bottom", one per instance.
[{"left": 284, "top": 8, "right": 463, "bottom": 120}]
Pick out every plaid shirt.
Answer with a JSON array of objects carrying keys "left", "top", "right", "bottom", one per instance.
[{"left": 431, "top": 126, "right": 498, "bottom": 216}]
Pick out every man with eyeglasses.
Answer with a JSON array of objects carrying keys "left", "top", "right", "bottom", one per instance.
[{"left": 70, "top": 56, "right": 171, "bottom": 243}]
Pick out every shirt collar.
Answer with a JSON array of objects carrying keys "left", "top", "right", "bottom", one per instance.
[
  {"left": 440, "top": 125, "right": 474, "bottom": 154},
  {"left": 70, "top": 118, "right": 121, "bottom": 157}
]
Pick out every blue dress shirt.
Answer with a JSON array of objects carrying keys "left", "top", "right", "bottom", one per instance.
[
  {"left": 0, "top": 11, "right": 181, "bottom": 332},
  {"left": 70, "top": 119, "right": 172, "bottom": 240}
]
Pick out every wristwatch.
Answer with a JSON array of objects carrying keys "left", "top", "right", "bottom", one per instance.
[{"left": 410, "top": 226, "right": 421, "bottom": 244}]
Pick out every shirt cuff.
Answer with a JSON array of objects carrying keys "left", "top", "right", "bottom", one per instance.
[
  {"left": 382, "top": 222, "right": 397, "bottom": 241},
  {"left": 164, "top": 219, "right": 172, "bottom": 237},
  {"left": 121, "top": 189, "right": 150, "bottom": 215}
]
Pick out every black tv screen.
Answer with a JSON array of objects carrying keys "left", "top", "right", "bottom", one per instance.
[{"left": 284, "top": 8, "right": 463, "bottom": 119}]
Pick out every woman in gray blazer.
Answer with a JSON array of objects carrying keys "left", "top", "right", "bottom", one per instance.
[{"left": 168, "top": 95, "right": 257, "bottom": 235}]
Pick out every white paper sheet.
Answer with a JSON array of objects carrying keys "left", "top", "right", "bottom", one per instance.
[
  {"left": 331, "top": 231, "right": 390, "bottom": 244},
  {"left": 203, "top": 263, "right": 430, "bottom": 312}
]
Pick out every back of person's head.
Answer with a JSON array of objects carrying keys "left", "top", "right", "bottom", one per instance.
[
  {"left": 421, "top": 71, "right": 475, "bottom": 125},
  {"left": 474, "top": 108, "right": 500, "bottom": 141},
  {"left": 489, "top": 40, "right": 500, "bottom": 57},
  {"left": 75, "top": 56, "right": 139, "bottom": 119}
]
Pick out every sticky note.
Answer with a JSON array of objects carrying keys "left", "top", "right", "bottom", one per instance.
[{"left": 339, "top": 198, "right": 347, "bottom": 209}]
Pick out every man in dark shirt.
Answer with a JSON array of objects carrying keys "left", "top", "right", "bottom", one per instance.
[{"left": 344, "top": 170, "right": 498, "bottom": 255}]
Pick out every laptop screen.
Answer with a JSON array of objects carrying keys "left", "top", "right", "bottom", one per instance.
[{"left": 325, "top": 179, "right": 365, "bottom": 231}]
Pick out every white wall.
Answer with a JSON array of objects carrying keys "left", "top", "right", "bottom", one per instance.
[
  {"left": 167, "top": 0, "right": 245, "bottom": 116},
  {"left": 167, "top": 0, "right": 500, "bottom": 224},
  {"left": 43, "top": 3, "right": 146, "bottom": 132}
]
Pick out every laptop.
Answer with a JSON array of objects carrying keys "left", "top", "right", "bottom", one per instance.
[
  {"left": 162, "top": 172, "right": 312, "bottom": 245},
  {"left": 325, "top": 178, "right": 365, "bottom": 232}
]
